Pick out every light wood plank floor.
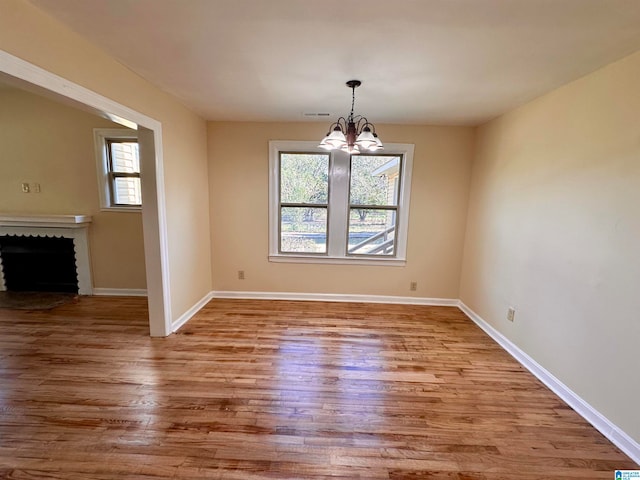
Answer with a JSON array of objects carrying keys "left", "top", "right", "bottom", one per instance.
[{"left": 0, "top": 296, "right": 636, "bottom": 479}]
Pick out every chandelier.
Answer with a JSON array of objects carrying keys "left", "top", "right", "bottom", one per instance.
[{"left": 318, "top": 80, "right": 383, "bottom": 154}]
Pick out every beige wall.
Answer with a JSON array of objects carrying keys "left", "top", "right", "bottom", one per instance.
[
  {"left": 0, "top": 0, "right": 212, "bottom": 320},
  {"left": 460, "top": 51, "right": 640, "bottom": 442},
  {"left": 209, "top": 122, "right": 475, "bottom": 298},
  {"left": 0, "top": 88, "right": 146, "bottom": 289}
]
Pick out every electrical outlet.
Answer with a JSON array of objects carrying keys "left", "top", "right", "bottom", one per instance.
[
  {"left": 21, "top": 182, "right": 30, "bottom": 193},
  {"left": 238, "top": 270, "right": 245, "bottom": 280},
  {"left": 410, "top": 281, "right": 417, "bottom": 291},
  {"left": 33, "top": 183, "right": 41, "bottom": 193},
  {"left": 507, "top": 307, "right": 516, "bottom": 322}
]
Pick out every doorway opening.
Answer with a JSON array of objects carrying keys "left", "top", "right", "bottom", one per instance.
[{"left": 0, "top": 50, "right": 171, "bottom": 336}]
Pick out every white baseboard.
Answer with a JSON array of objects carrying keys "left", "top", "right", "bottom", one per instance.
[
  {"left": 92, "top": 288, "right": 148, "bottom": 297},
  {"left": 167, "top": 289, "right": 639, "bottom": 463},
  {"left": 171, "top": 291, "right": 215, "bottom": 332},
  {"left": 211, "top": 290, "right": 458, "bottom": 306},
  {"left": 458, "top": 301, "right": 640, "bottom": 465}
]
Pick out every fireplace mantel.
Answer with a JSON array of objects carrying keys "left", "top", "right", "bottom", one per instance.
[
  {"left": 0, "top": 214, "right": 93, "bottom": 294},
  {"left": 0, "top": 214, "right": 92, "bottom": 228}
]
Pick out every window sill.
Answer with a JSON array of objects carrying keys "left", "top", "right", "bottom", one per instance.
[
  {"left": 269, "top": 254, "right": 406, "bottom": 266},
  {"left": 100, "top": 206, "right": 142, "bottom": 213}
]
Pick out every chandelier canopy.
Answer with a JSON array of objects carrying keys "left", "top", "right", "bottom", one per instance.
[{"left": 318, "top": 80, "right": 383, "bottom": 154}]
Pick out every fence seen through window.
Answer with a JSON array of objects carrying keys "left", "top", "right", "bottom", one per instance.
[{"left": 279, "top": 152, "right": 401, "bottom": 256}]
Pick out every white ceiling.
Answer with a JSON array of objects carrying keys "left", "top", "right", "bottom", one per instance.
[{"left": 29, "top": 0, "right": 640, "bottom": 125}]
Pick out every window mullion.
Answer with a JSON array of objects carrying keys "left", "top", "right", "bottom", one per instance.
[
  {"left": 112, "top": 172, "right": 140, "bottom": 179},
  {"left": 327, "top": 151, "right": 350, "bottom": 257}
]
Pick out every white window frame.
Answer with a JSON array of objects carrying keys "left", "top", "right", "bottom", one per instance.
[
  {"left": 269, "top": 140, "right": 414, "bottom": 266},
  {"left": 93, "top": 128, "right": 141, "bottom": 212}
]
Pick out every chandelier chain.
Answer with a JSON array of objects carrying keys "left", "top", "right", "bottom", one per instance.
[{"left": 350, "top": 85, "right": 356, "bottom": 119}]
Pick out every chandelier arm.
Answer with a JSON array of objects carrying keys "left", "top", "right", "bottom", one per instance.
[
  {"left": 325, "top": 117, "right": 348, "bottom": 133},
  {"left": 354, "top": 116, "right": 369, "bottom": 133},
  {"left": 363, "top": 120, "right": 377, "bottom": 135}
]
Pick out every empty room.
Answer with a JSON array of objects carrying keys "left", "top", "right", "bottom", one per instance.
[{"left": 0, "top": 0, "right": 639, "bottom": 478}]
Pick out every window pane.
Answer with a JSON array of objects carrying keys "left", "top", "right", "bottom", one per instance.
[
  {"left": 280, "top": 206, "right": 327, "bottom": 253},
  {"left": 110, "top": 141, "right": 140, "bottom": 173},
  {"left": 348, "top": 208, "right": 396, "bottom": 256},
  {"left": 280, "top": 153, "right": 329, "bottom": 204},
  {"left": 350, "top": 155, "right": 401, "bottom": 207},
  {"left": 114, "top": 177, "right": 142, "bottom": 205}
]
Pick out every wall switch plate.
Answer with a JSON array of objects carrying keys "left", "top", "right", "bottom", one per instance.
[
  {"left": 507, "top": 307, "right": 516, "bottom": 322},
  {"left": 33, "top": 183, "right": 41, "bottom": 193},
  {"left": 21, "top": 182, "right": 30, "bottom": 193}
]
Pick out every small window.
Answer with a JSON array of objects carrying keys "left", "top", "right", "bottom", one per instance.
[{"left": 94, "top": 129, "right": 141, "bottom": 210}]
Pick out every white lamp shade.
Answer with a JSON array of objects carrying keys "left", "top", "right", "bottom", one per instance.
[
  {"left": 366, "top": 134, "right": 384, "bottom": 151},
  {"left": 318, "top": 136, "right": 334, "bottom": 150},
  {"left": 324, "top": 128, "right": 347, "bottom": 148},
  {"left": 355, "top": 129, "right": 377, "bottom": 150}
]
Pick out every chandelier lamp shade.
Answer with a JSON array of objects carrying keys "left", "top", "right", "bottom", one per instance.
[{"left": 318, "top": 80, "right": 383, "bottom": 154}]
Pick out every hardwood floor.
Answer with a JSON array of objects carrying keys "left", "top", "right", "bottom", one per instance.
[{"left": 0, "top": 297, "right": 636, "bottom": 479}]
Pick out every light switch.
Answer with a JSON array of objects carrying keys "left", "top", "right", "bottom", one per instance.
[{"left": 21, "top": 183, "right": 30, "bottom": 193}]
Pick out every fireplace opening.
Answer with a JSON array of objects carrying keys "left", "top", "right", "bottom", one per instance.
[{"left": 0, "top": 235, "right": 79, "bottom": 293}]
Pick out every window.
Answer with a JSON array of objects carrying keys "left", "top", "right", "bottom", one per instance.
[
  {"left": 94, "top": 129, "right": 141, "bottom": 210},
  {"left": 279, "top": 152, "right": 330, "bottom": 254},
  {"left": 348, "top": 155, "right": 401, "bottom": 256},
  {"left": 269, "top": 141, "right": 414, "bottom": 265}
]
